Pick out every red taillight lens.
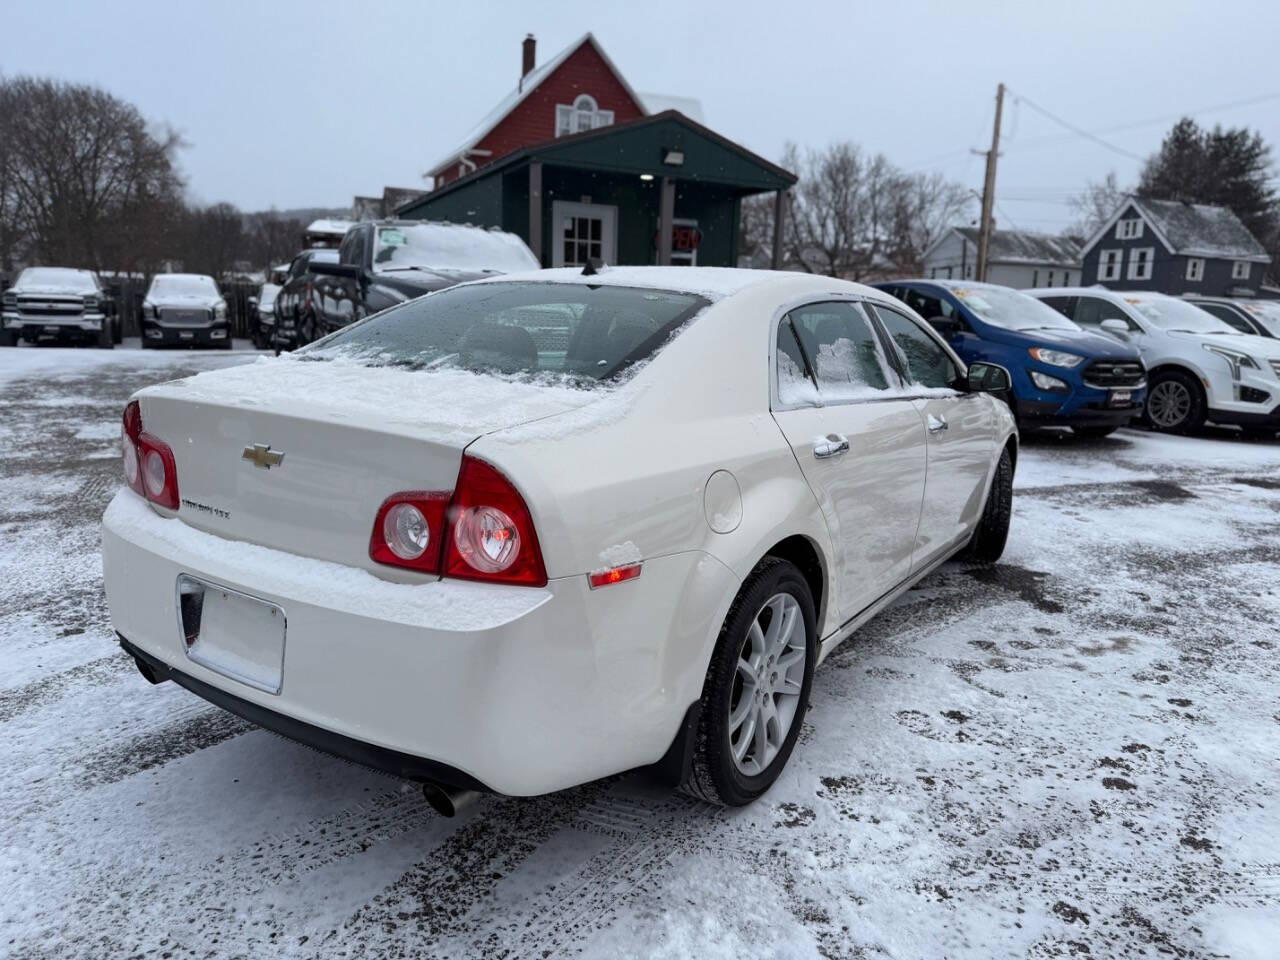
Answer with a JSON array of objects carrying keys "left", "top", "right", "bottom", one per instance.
[
  {"left": 122, "top": 399, "right": 179, "bottom": 508},
  {"left": 137, "top": 432, "right": 180, "bottom": 509},
  {"left": 443, "top": 456, "right": 547, "bottom": 587},
  {"left": 369, "top": 492, "right": 449, "bottom": 573},
  {"left": 368, "top": 456, "right": 547, "bottom": 586}
]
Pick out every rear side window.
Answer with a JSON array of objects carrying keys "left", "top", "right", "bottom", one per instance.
[
  {"left": 786, "top": 302, "right": 894, "bottom": 396},
  {"left": 899, "top": 287, "right": 957, "bottom": 322},
  {"left": 306, "top": 281, "right": 707, "bottom": 384},
  {"left": 1038, "top": 296, "right": 1073, "bottom": 318},
  {"left": 1198, "top": 303, "right": 1254, "bottom": 333},
  {"left": 868, "top": 305, "right": 958, "bottom": 390}
]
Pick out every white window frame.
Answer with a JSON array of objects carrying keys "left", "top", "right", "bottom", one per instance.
[
  {"left": 1127, "top": 247, "right": 1154, "bottom": 281},
  {"left": 1062, "top": 271, "right": 1071, "bottom": 285},
  {"left": 1231, "top": 260, "right": 1251, "bottom": 280},
  {"left": 1116, "top": 218, "right": 1144, "bottom": 240},
  {"left": 1186, "top": 258, "right": 1205, "bottom": 282},
  {"left": 554, "top": 94, "right": 614, "bottom": 138},
  {"left": 1097, "top": 249, "right": 1122, "bottom": 282}
]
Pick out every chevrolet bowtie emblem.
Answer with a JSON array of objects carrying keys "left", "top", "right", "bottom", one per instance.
[{"left": 242, "top": 443, "right": 285, "bottom": 469}]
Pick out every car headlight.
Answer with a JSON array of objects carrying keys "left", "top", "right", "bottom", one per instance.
[
  {"left": 1029, "top": 370, "right": 1069, "bottom": 392},
  {"left": 1202, "top": 343, "right": 1258, "bottom": 381},
  {"left": 214, "top": 302, "right": 227, "bottom": 320},
  {"left": 143, "top": 301, "right": 158, "bottom": 319},
  {"left": 1027, "top": 347, "right": 1083, "bottom": 368}
]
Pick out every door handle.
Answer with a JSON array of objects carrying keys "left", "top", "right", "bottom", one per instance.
[
  {"left": 813, "top": 434, "right": 850, "bottom": 459},
  {"left": 927, "top": 414, "right": 949, "bottom": 434}
]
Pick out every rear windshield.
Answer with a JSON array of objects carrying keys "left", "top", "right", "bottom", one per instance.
[
  {"left": 304, "top": 281, "right": 708, "bottom": 384},
  {"left": 948, "top": 286, "right": 1078, "bottom": 331}
]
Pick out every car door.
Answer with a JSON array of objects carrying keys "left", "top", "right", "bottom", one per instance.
[
  {"left": 770, "top": 299, "right": 927, "bottom": 618},
  {"left": 866, "top": 302, "right": 995, "bottom": 568}
]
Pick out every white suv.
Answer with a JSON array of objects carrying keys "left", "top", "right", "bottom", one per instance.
[{"left": 1026, "top": 287, "right": 1280, "bottom": 437}]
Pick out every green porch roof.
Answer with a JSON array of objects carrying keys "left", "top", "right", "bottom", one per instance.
[{"left": 400, "top": 111, "right": 796, "bottom": 218}]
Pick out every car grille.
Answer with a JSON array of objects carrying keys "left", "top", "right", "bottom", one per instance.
[
  {"left": 15, "top": 295, "right": 85, "bottom": 318},
  {"left": 157, "top": 307, "right": 211, "bottom": 327},
  {"left": 1083, "top": 360, "right": 1145, "bottom": 388}
]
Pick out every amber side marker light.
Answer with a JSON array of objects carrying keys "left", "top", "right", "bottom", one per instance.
[{"left": 588, "top": 564, "right": 642, "bottom": 589}]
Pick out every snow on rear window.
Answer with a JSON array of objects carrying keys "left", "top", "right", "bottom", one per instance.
[
  {"left": 373, "top": 223, "right": 539, "bottom": 275},
  {"left": 303, "top": 281, "right": 708, "bottom": 386}
]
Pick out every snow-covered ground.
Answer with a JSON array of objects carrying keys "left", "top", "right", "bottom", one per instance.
[{"left": 1, "top": 347, "right": 1278, "bottom": 959}]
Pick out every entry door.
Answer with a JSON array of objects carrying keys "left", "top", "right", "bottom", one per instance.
[
  {"left": 551, "top": 201, "right": 618, "bottom": 267},
  {"left": 771, "top": 301, "right": 928, "bottom": 619},
  {"left": 866, "top": 303, "right": 996, "bottom": 568}
]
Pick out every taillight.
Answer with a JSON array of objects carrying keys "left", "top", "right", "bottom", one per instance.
[
  {"left": 368, "top": 455, "right": 547, "bottom": 587},
  {"left": 121, "top": 400, "right": 180, "bottom": 509},
  {"left": 368, "top": 492, "right": 449, "bottom": 573}
]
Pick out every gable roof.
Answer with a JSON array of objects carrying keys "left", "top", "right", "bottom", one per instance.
[
  {"left": 1082, "top": 197, "right": 1271, "bottom": 262},
  {"left": 425, "top": 32, "right": 646, "bottom": 179},
  {"left": 924, "top": 227, "right": 1080, "bottom": 266}
]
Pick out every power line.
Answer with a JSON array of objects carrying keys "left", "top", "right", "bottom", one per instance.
[{"left": 1006, "top": 88, "right": 1146, "bottom": 162}]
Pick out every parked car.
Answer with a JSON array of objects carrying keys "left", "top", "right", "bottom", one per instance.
[
  {"left": 1, "top": 266, "right": 118, "bottom": 348},
  {"left": 875, "top": 279, "right": 1146, "bottom": 438},
  {"left": 1184, "top": 296, "right": 1280, "bottom": 339},
  {"left": 1027, "top": 287, "right": 1280, "bottom": 437},
  {"left": 103, "top": 267, "right": 1016, "bottom": 813},
  {"left": 272, "top": 248, "right": 339, "bottom": 350},
  {"left": 141, "top": 274, "right": 231, "bottom": 349},
  {"left": 248, "top": 282, "right": 281, "bottom": 350},
  {"left": 307, "top": 220, "right": 540, "bottom": 338}
]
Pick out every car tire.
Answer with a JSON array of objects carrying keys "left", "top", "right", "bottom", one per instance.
[
  {"left": 1070, "top": 425, "right": 1116, "bottom": 439},
  {"left": 1, "top": 330, "right": 16, "bottom": 348},
  {"left": 1145, "top": 370, "right": 1206, "bottom": 434},
  {"left": 682, "top": 557, "right": 816, "bottom": 807},
  {"left": 960, "top": 446, "right": 1012, "bottom": 566}
]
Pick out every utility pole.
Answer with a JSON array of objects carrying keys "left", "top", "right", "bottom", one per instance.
[{"left": 975, "top": 83, "right": 1005, "bottom": 283}]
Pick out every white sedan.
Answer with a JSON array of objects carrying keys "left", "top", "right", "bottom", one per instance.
[{"left": 102, "top": 267, "right": 1017, "bottom": 812}]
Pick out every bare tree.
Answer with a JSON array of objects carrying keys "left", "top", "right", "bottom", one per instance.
[
  {"left": 884, "top": 172, "right": 975, "bottom": 275},
  {"left": 0, "top": 76, "right": 184, "bottom": 274},
  {"left": 738, "top": 193, "right": 776, "bottom": 265},
  {"left": 245, "top": 211, "right": 306, "bottom": 271},
  {"left": 1067, "top": 171, "right": 1127, "bottom": 238}
]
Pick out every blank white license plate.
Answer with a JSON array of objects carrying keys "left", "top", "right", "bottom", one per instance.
[
  {"left": 178, "top": 575, "right": 286, "bottom": 694},
  {"left": 1110, "top": 390, "right": 1131, "bottom": 406},
  {"left": 179, "top": 330, "right": 194, "bottom": 339}
]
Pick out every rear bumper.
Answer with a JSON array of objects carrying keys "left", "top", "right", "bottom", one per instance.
[
  {"left": 143, "top": 321, "right": 230, "bottom": 346},
  {"left": 101, "top": 489, "right": 734, "bottom": 796}
]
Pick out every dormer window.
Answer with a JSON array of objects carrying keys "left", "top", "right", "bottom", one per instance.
[
  {"left": 555, "top": 94, "right": 614, "bottom": 137},
  {"left": 1116, "top": 217, "right": 1144, "bottom": 240}
]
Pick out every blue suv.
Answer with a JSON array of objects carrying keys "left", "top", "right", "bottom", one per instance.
[{"left": 875, "top": 280, "right": 1147, "bottom": 437}]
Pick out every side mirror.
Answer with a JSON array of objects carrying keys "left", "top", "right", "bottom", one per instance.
[
  {"left": 927, "top": 315, "right": 960, "bottom": 338},
  {"left": 966, "top": 361, "right": 1012, "bottom": 395},
  {"left": 309, "top": 262, "right": 362, "bottom": 280},
  {"left": 247, "top": 297, "right": 258, "bottom": 308},
  {"left": 1099, "top": 318, "right": 1130, "bottom": 336}
]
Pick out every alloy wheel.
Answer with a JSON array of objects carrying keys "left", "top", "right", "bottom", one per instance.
[
  {"left": 728, "top": 592, "right": 807, "bottom": 776},
  {"left": 1148, "top": 379, "right": 1191, "bottom": 428}
]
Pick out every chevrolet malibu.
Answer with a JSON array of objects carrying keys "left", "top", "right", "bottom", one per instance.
[{"left": 103, "top": 268, "right": 1017, "bottom": 813}]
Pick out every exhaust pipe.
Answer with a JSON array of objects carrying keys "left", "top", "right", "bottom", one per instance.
[{"left": 422, "top": 781, "right": 481, "bottom": 817}]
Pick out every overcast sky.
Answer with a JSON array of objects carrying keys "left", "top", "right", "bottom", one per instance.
[{"left": 5, "top": 0, "right": 1278, "bottom": 233}]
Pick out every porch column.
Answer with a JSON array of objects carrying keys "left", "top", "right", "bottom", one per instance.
[
  {"left": 771, "top": 188, "right": 788, "bottom": 270},
  {"left": 657, "top": 177, "right": 676, "bottom": 265},
  {"left": 528, "top": 161, "right": 543, "bottom": 264}
]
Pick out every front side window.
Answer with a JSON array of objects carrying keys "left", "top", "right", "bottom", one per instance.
[
  {"left": 1127, "top": 247, "right": 1154, "bottom": 281},
  {"left": 1072, "top": 296, "right": 1132, "bottom": 329},
  {"left": 898, "top": 286, "right": 956, "bottom": 323},
  {"left": 305, "top": 282, "right": 706, "bottom": 384},
  {"left": 868, "top": 304, "right": 958, "bottom": 390},
  {"left": 784, "top": 302, "right": 894, "bottom": 401},
  {"left": 1198, "top": 303, "right": 1254, "bottom": 333},
  {"left": 338, "top": 228, "right": 367, "bottom": 268},
  {"left": 1232, "top": 260, "right": 1251, "bottom": 280},
  {"left": 555, "top": 94, "right": 614, "bottom": 137},
  {"left": 1098, "top": 249, "right": 1122, "bottom": 282}
]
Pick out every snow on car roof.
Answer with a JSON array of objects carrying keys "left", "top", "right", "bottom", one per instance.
[{"left": 477, "top": 266, "right": 806, "bottom": 301}]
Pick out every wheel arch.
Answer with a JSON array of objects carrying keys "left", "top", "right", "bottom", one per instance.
[{"left": 761, "top": 533, "right": 826, "bottom": 632}]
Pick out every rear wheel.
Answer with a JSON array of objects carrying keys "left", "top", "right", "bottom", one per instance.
[
  {"left": 682, "top": 558, "right": 816, "bottom": 807},
  {"left": 960, "top": 447, "right": 1012, "bottom": 566},
  {"left": 1070, "top": 425, "right": 1116, "bottom": 439},
  {"left": 1145, "top": 370, "right": 1206, "bottom": 434}
]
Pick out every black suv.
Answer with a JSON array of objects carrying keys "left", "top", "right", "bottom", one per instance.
[{"left": 307, "top": 220, "right": 539, "bottom": 338}]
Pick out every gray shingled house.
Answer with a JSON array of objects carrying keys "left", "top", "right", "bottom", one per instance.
[
  {"left": 1079, "top": 197, "right": 1272, "bottom": 297},
  {"left": 922, "top": 228, "right": 1082, "bottom": 289}
]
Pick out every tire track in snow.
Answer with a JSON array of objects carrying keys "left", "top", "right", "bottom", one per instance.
[{"left": 0, "top": 652, "right": 131, "bottom": 724}]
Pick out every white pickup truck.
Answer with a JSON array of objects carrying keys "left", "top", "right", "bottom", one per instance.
[{"left": 2, "top": 267, "right": 118, "bottom": 348}]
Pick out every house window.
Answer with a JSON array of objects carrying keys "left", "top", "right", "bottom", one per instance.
[
  {"left": 1127, "top": 247, "right": 1154, "bottom": 281},
  {"left": 930, "top": 267, "right": 936, "bottom": 278},
  {"left": 1231, "top": 260, "right": 1251, "bottom": 280},
  {"left": 1186, "top": 258, "right": 1205, "bottom": 282},
  {"left": 1032, "top": 269, "right": 1038, "bottom": 287},
  {"left": 946, "top": 266, "right": 953, "bottom": 279},
  {"left": 1062, "top": 271, "right": 1071, "bottom": 285},
  {"left": 1098, "top": 249, "right": 1122, "bottom": 282},
  {"left": 554, "top": 94, "right": 614, "bottom": 137},
  {"left": 1116, "top": 218, "right": 1144, "bottom": 240},
  {"left": 1047, "top": 270, "right": 1055, "bottom": 287}
]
